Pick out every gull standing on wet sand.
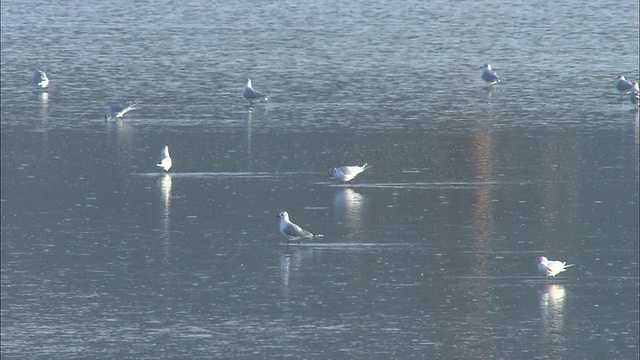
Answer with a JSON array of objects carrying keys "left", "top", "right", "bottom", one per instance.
[
  {"left": 157, "top": 145, "right": 172, "bottom": 172},
  {"left": 242, "top": 78, "right": 268, "bottom": 103},
  {"left": 277, "top": 211, "right": 321, "bottom": 244},
  {"left": 330, "top": 163, "right": 370, "bottom": 185},
  {"left": 538, "top": 256, "right": 574, "bottom": 278},
  {"left": 480, "top": 64, "right": 500, "bottom": 85}
]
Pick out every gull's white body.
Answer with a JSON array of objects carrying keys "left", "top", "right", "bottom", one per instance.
[
  {"left": 33, "top": 70, "right": 49, "bottom": 89},
  {"left": 481, "top": 64, "right": 500, "bottom": 85},
  {"left": 105, "top": 102, "right": 137, "bottom": 121},
  {"left": 330, "top": 163, "right": 370, "bottom": 183},
  {"left": 616, "top": 75, "right": 633, "bottom": 93},
  {"left": 242, "top": 78, "right": 268, "bottom": 102},
  {"left": 157, "top": 145, "right": 172, "bottom": 172},
  {"left": 538, "top": 256, "right": 574, "bottom": 278},
  {"left": 277, "top": 211, "right": 316, "bottom": 242},
  {"left": 630, "top": 82, "right": 640, "bottom": 107}
]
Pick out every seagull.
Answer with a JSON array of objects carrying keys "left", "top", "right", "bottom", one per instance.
[
  {"left": 157, "top": 145, "right": 172, "bottom": 172},
  {"left": 105, "top": 101, "right": 137, "bottom": 121},
  {"left": 538, "top": 256, "right": 574, "bottom": 278},
  {"left": 615, "top": 75, "right": 634, "bottom": 94},
  {"left": 330, "top": 163, "right": 370, "bottom": 184},
  {"left": 33, "top": 70, "right": 49, "bottom": 89},
  {"left": 480, "top": 64, "right": 500, "bottom": 85},
  {"left": 277, "top": 211, "right": 321, "bottom": 244},
  {"left": 631, "top": 82, "right": 640, "bottom": 107},
  {"left": 242, "top": 78, "right": 268, "bottom": 102}
]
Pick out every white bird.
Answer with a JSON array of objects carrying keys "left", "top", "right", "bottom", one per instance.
[
  {"left": 480, "top": 64, "right": 500, "bottom": 85},
  {"left": 615, "top": 75, "right": 634, "bottom": 94},
  {"left": 242, "top": 78, "right": 268, "bottom": 102},
  {"left": 330, "top": 163, "right": 370, "bottom": 184},
  {"left": 105, "top": 101, "right": 137, "bottom": 121},
  {"left": 538, "top": 256, "right": 574, "bottom": 278},
  {"left": 277, "top": 211, "right": 320, "bottom": 243},
  {"left": 157, "top": 145, "right": 172, "bottom": 172},
  {"left": 33, "top": 70, "right": 49, "bottom": 89},
  {"left": 630, "top": 82, "right": 640, "bottom": 107}
]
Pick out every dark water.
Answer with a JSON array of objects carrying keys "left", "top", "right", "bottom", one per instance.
[{"left": 2, "top": 0, "right": 639, "bottom": 358}]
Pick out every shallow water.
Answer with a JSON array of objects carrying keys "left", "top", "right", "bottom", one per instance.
[{"left": 2, "top": 0, "right": 639, "bottom": 358}]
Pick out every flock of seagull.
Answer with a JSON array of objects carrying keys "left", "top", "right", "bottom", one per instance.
[{"left": 31, "top": 64, "right": 637, "bottom": 279}]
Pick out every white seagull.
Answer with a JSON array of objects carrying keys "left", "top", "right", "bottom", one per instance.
[
  {"left": 480, "top": 64, "right": 500, "bottom": 85},
  {"left": 630, "top": 82, "right": 640, "bottom": 107},
  {"left": 330, "top": 163, "right": 370, "bottom": 184},
  {"left": 105, "top": 101, "right": 137, "bottom": 121},
  {"left": 157, "top": 145, "right": 172, "bottom": 172},
  {"left": 277, "top": 211, "right": 321, "bottom": 243},
  {"left": 615, "top": 75, "right": 634, "bottom": 94},
  {"left": 33, "top": 70, "right": 49, "bottom": 89},
  {"left": 242, "top": 78, "right": 268, "bottom": 102},
  {"left": 538, "top": 256, "right": 574, "bottom": 278}
]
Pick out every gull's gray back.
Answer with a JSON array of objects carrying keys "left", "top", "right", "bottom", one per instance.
[
  {"left": 617, "top": 78, "right": 633, "bottom": 92},
  {"left": 243, "top": 86, "right": 265, "bottom": 100},
  {"left": 282, "top": 222, "right": 312, "bottom": 238},
  {"left": 482, "top": 69, "right": 499, "bottom": 82}
]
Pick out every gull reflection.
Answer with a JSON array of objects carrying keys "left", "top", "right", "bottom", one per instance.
[
  {"left": 246, "top": 108, "right": 252, "bottom": 162},
  {"left": 38, "top": 91, "right": 50, "bottom": 151},
  {"left": 280, "top": 252, "right": 291, "bottom": 303},
  {"left": 158, "top": 174, "right": 172, "bottom": 246},
  {"left": 105, "top": 117, "right": 135, "bottom": 154},
  {"left": 538, "top": 284, "right": 567, "bottom": 336},
  {"left": 333, "top": 188, "right": 365, "bottom": 240},
  {"left": 279, "top": 248, "right": 310, "bottom": 304},
  {"left": 634, "top": 109, "right": 639, "bottom": 149},
  {"left": 39, "top": 91, "right": 49, "bottom": 121},
  {"left": 483, "top": 85, "right": 496, "bottom": 103}
]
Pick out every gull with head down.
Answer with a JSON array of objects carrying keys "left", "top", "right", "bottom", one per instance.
[
  {"left": 538, "top": 256, "right": 574, "bottom": 278},
  {"left": 105, "top": 101, "right": 137, "bottom": 121},
  {"left": 330, "top": 163, "right": 370, "bottom": 185}
]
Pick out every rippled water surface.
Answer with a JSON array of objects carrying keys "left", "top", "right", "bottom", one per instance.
[{"left": 2, "top": 0, "right": 639, "bottom": 358}]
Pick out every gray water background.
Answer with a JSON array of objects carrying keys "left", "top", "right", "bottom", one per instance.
[{"left": 1, "top": 0, "right": 639, "bottom": 358}]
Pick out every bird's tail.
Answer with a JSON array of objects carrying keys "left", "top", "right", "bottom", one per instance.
[
  {"left": 362, "top": 163, "right": 371, "bottom": 170},
  {"left": 564, "top": 263, "right": 575, "bottom": 268}
]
